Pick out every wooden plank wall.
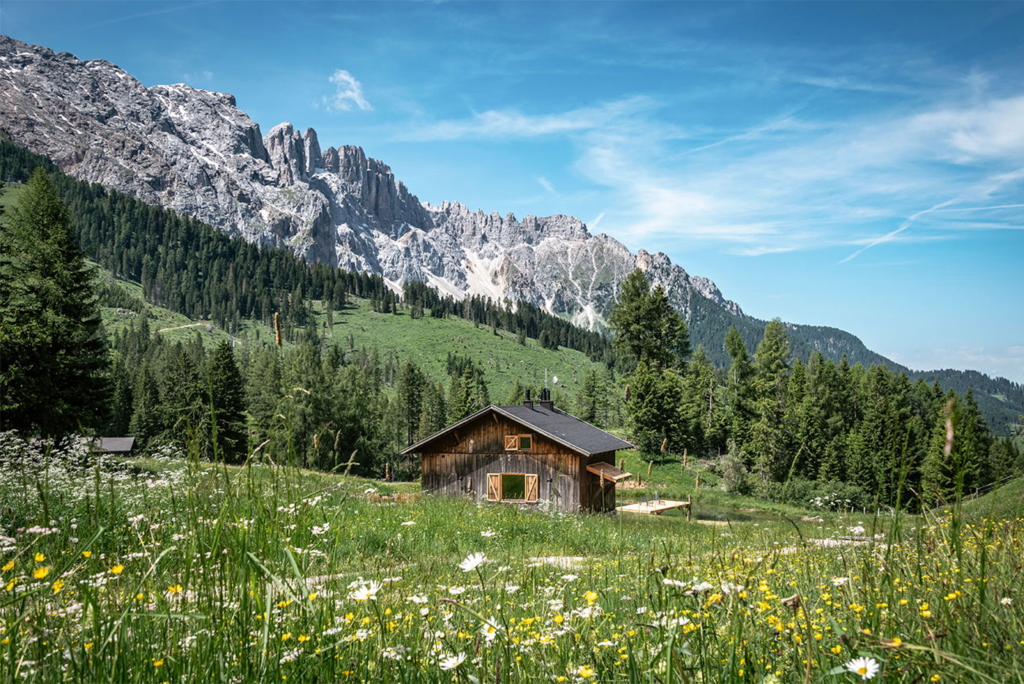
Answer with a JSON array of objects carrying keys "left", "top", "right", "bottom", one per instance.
[{"left": 420, "top": 411, "right": 620, "bottom": 513}]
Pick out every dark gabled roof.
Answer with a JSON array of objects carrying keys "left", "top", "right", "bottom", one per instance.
[
  {"left": 93, "top": 437, "right": 136, "bottom": 453},
  {"left": 400, "top": 404, "right": 633, "bottom": 457}
]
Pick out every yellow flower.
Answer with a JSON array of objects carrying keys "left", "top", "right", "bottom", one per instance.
[
  {"left": 33, "top": 567, "right": 49, "bottom": 580},
  {"left": 153, "top": 659, "right": 164, "bottom": 667},
  {"left": 578, "top": 665, "right": 595, "bottom": 679},
  {"left": 52, "top": 579, "right": 65, "bottom": 593},
  {"left": 84, "top": 642, "right": 94, "bottom": 650},
  {"left": 110, "top": 565, "right": 124, "bottom": 575},
  {"left": 281, "top": 633, "right": 292, "bottom": 641},
  {"left": 308, "top": 593, "right": 318, "bottom": 601},
  {"left": 34, "top": 553, "right": 45, "bottom": 563},
  {"left": 167, "top": 584, "right": 183, "bottom": 594},
  {"left": 930, "top": 676, "right": 940, "bottom": 682},
  {"left": 584, "top": 591, "right": 598, "bottom": 605},
  {"left": 2, "top": 560, "right": 13, "bottom": 572},
  {"left": 298, "top": 634, "right": 310, "bottom": 643},
  {"left": 890, "top": 638, "right": 902, "bottom": 647},
  {"left": 831, "top": 645, "right": 842, "bottom": 655},
  {"left": 82, "top": 551, "right": 92, "bottom": 558}
]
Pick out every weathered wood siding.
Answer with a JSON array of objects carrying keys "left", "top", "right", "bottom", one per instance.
[{"left": 420, "top": 412, "right": 622, "bottom": 512}]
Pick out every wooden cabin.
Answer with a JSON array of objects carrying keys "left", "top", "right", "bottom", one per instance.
[{"left": 401, "top": 389, "right": 633, "bottom": 513}]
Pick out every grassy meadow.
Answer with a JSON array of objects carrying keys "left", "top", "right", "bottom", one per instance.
[{"left": 2, "top": 432, "right": 1022, "bottom": 683}]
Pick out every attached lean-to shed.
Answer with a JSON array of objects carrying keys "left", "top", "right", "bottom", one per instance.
[{"left": 401, "top": 389, "right": 633, "bottom": 513}]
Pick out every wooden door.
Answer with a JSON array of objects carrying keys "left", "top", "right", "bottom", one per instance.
[
  {"left": 487, "top": 473, "right": 501, "bottom": 501},
  {"left": 525, "top": 474, "right": 539, "bottom": 502}
]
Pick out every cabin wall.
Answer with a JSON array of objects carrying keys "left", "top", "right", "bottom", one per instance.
[{"left": 420, "top": 413, "right": 584, "bottom": 511}]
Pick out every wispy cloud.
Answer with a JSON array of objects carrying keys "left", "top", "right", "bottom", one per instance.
[
  {"left": 323, "top": 69, "right": 372, "bottom": 112},
  {"left": 537, "top": 177, "right": 555, "bottom": 193},
  {"left": 182, "top": 69, "right": 214, "bottom": 84},
  {"left": 391, "top": 96, "right": 660, "bottom": 142}
]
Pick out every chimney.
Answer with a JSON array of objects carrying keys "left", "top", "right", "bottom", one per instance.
[
  {"left": 539, "top": 388, "right": 553, "bottom": 411},
  {"left": 523, "top": 389, "right": 533, "bottom": 410}
]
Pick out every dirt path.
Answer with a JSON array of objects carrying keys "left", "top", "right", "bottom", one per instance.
[{"left": 156, "top": 322, "right": 205, "bottom": 334}]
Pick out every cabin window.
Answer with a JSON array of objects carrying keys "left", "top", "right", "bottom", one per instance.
[
  {"left": 504, "top": 434, "right": 533, "bottom": 451},
  {"left": 487, "top": 473, "right": 539, "bottom": 502}
]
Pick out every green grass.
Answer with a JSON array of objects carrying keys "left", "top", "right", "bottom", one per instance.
[
  {"left": 318, "top": 298, "right": 604, "bottom": 402},
  {"left": 957, "top": 476, "right": 1024, "bottom": 522},
  {"left": 2, "top": 431, "right": 1021, "bottom": 684}
]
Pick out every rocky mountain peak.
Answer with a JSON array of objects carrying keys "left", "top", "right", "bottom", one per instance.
[{"left": 0, "top": 34, "right": 743, "bottom": 326}]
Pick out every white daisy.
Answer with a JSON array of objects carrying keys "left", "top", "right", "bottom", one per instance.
[
  {"left": 348, "top": 580, "right": 382, "bottom": 602},
  {"left": 459, "top": 552, "right": 488, "bottom": 573},
  {"left": 844, "top": 656, "right": 880, "bottom": 680},
  {"left": 439, "top": 652, "right": 467, "bottom": 671}
]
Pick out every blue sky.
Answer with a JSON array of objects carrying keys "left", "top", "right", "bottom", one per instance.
[{"left": 3, "top": 1, "right": 1023, "bottom": 381}]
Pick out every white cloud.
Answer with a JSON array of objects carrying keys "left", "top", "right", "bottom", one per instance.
[
  {"left": 323, "top": 69, "right": 372, "bottom": 112},
  {"left": 392, "top": 96, "right": 659, "bottom": 142},
  {"left": 182, "top": 69, "right": 214, "bottom": 83},
  {"left": 538, "top": 176, "right": 555, "bottom": 193}
]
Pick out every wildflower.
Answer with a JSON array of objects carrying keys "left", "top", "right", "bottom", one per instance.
[
  {"left": 407, "top": 594, "right": 428, "bottom": 604},
  {"left": 308, "top": 592, "right": 318, "bottom": 601},
  {"left": 82, "top": 551, "right": 91, "bottom": 558},
  {"left": 448, "top": 586, "right": 466, "bottom": 596},
  {"left": 1, "top": 560, "right": 12, "bottom": 572},
  {"left": 831, "top": 577, "right": 849, "bottom": 587},
  {"left": 52, "top": 579, "right": 65, "bottom": 593},
  {"left": 281, "top": 633, "right": 292, "bottom": 641},
  {"left": 348, "top": 580, "right": 382, "bottom": 602},
  {"left": 1001, "top": 598, "right": 1013, "bottom": 606},
  {"left": 481, "top": 529, "right": 497, "bottom": 537},
  {"left": 844, "top": 657, "right": 879, "bottom": 680},
  {"left": 459, "top": 552, "right": 488, "bottom": 573},
  {"left": 400, "top": 521, "right": 416, "bottom": 526},
  {"left": 167, "top": 584, "right": 183, "bottom": 594},
  {"left": 578, "top": 665, "right": 595, "bottom": 678},
  {"left": 110, "top": 565, "right": 124, "bottom": 575},
  {"left": 439, "top": 652, "right": 466, "bottom": 671},
  {"left": 584, "top": 590, "right": 599, "bottom": 604},
  {"left": 33, "top": 567, "right": 49, "bottom": 580},
  {"left": 34, "top": 553, "right": 45, "bottom": 563},
  {"left": 831, "top": 645, "right": 842, "bottom": 655},
  {"left": 153, "top": 659, "right": 164, "bottom": 667},
  {"left": 298, "top": 634, "right": 310, "bottom": 642}
]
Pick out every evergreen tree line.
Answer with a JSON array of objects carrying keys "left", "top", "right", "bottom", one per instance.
[
  {"left": 0, "top": 139, "right": 612, "bottom": 361},
  {"left": 609, "top": 270, "right": 1023, "bottom": 511},
  {"left": 106, "top": 316, "right": 504, "bottom": 479}
]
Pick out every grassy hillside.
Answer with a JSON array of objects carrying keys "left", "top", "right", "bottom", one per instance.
[{"left": 92, "top": 261, "right": 608, "bottom": 403}]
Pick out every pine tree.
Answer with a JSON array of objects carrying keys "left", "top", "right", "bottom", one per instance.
[
  {"left": 397, "top": 360, "right": 426, "bottom": 446},
  {"left": 129, "top": 364, "right": 163, "bottom": 448},
  {"left": 208, "top": 341, "right": 247, "bottom": 461},
  {"left": 608, "top": 269, "right": 689, "bottom": 371},
  {"left": 0, "top": 169, "right": 110, "bottom": 439},
  {"left": 724, "top": 324, "right": 755, "bottom": 449},
  {"left": 506, "top": 378, "right": 526, "bottom": 406},
  {"left": 575, "top": 369, "right": 607, "bottom": 425},
  {"left": 749, "top": 319, "right": 790, "bottom": 482},
  {"left": 161, "top": 346, "right": 208, "bottom": 450}
]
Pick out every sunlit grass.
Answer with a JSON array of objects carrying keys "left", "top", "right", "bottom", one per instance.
[{"left": 1, "top": 431, "right": 1021, "bottom": 683}]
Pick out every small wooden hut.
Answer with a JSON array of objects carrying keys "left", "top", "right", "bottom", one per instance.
[
  {"left": 401, "top": 389, "right": 633, "bottom": 513},
  {"left": 91, "top": 437, "right": 136, "bottom": 455}
]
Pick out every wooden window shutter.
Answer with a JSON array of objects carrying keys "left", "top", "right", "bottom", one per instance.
[
  {"left": 504, "top": 435, "right": 519, "bottom": 451},
  {"left": 525, "top": 474, "right": 539, "bottom": 502},
  {"left": 487, "top": 474, "right": 501, "bottom": 501}
]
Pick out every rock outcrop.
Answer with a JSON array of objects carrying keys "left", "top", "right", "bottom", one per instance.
[{"left": 0, "top": 35, "right": 742, "bottom": 327}]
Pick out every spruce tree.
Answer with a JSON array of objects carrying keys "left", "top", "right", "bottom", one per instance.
[
  {"left": 129, "top": 364, "right": 163, "bottom": 448},
  {"left": 749, "top": 319, "right": 790, "bottom": 482},
  {"left": 208, "top": 341, "right": 247, "bottom": 461},
  {"left": 0, "top": 169, "right": 110, "bottom": 439}
]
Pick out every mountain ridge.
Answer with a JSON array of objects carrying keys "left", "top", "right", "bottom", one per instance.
[
  {"left": 0, "top": 35, "right": 741, "bottom": 330},
  {"left": 1, "top": 34, "right": 1021, "bottom": 433}
]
